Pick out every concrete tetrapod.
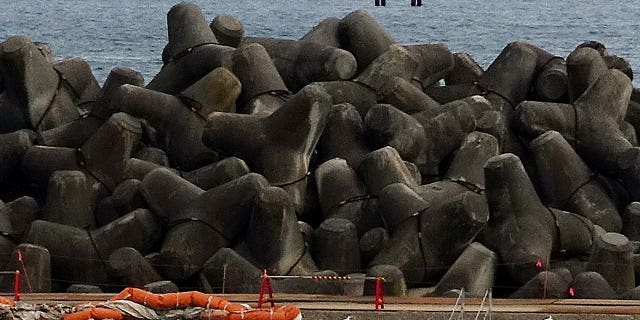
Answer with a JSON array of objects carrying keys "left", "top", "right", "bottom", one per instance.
[
  {"left": 476, "top": 41, "right": 538, "bottom": 154},
  {"left": 178, "top": 68, "right": 240, "bottom": 114},
  {"left": 0, "top": 36, "right": 79, "bottom": 132},
  {"left": 364, "top": 104, "right": 426, "bottom": 164},
  {"left": 24, "top": 208, "right": 162, "bottom": 287},
  {"left": 479, "top": 41, "right": 556, "bottom": 110},
  {"left": 200, "top": 247, "right": 261, "bottom": 294},
  {"left": 115, "top": 67, "right": 240, "bottom": 170},
  {"left": 510, "top": 270, "right": 571, "bottom": 299},
  {"left": 122, "top": 156, "right": 250, "bottom": 191},
  {"left": 108, "top": 247, "right": 163, "bottom": 288},
  {"left": 604, "top": 54, "right": 633, "bottom": 81},
  {"left": 0, "top": 201, "right": 15, "bottom": 247},
  {"left": 586, "top": 232, "right": 635, "bottom": 295},
  {"left": 369, "top": 182, "right": 429, "bottom": 284},
  {"left": 358, "top": 146, "right": 417, "bottom": 197},
  {"left": 298, "top": 221, "right": 314, "bottom": 249},
  {"left": 144, "top": 281, "right": 179, "bottom": 294},
  {"left": 569, "top": 271, "right": 618, "bottom": 299},
  {"left": 312, "top": 218, "right": 360, "bottom": 275},
  {"left": 136, "top": 147, "right": 170, "bottom": 167},
  {"left": 210, "top": 15, "right": 244, "bottom": 48},
  {"left": 39, "top": 67, "right": 145, "bottom": 148},
  {"left": 246, "top": 186, "right": 318, "bottom": 276},
  {"left": 379, "top": 76, "right": 440, "bottom": 115},
  {"left": 317, "top": 103, "right": 370, "bottom": 169},
  {"left": 230, "top": 43, "right": 289, "bottom": 114},
  {"left": 354, "top": 44, "right": 418, "bottom": 93},
  {"left": 444, "top": 52, "right": 484, "bottom": 85},
  {"left": 315, "top": 158, "right": 372, "bottom": 235},
  {"left": 147, "top": 3, "right": 233, "bottom": 95},
  {"left": 203, "top": 83, "right": 331, "bottom": 214},
  {"left": 442, "top": 131, "right": 500, "bottom": 190},
  {"left": 568, "top": 53, "right": 630, "bottom": 127},
  {"left": 529, "top": 130, "right": 621, "bottom": 231},
  {"left": 404, "top": 161, "right": 422, "bottom": 185},
  {"left": 121, "top": 158, "right": 167, "bottom": 182},
  {"left": 5, "top": 196, "right": 39, "bottom": 240},
  {"left": 0, "top": 129, "right": 34, "bottom": 184},
  {"left": 95, "top": 179, "right": 145, "bottom": 226},
  {"left": 548, "top": 207, "right": 595, "bottom": 256},
  {"left": 141, "top": 168, "right": 269, "bottom": 281},
  {"left": 92, "top": 67, "right": 145, "bottom": 119},
  {"left": 412, "top": 100, "right": 476, "bottom": 176},
  {"left": 381, "top": 78, "right": 501, "bottom": 146},
  {"left": 514, "top": 68, "right": 640, "bottom": 200},
  {"left": 625, "top": 90, "right": 640, "bottom": 138},
  {"left": 371, "top": 183, "right": 488, "bottom": 285},
  {"left": 566, "top": 47, "right": 609, "bottom": 103},
  {"left": 146, "top": 44, "right": 234, "bottom": 95},
  {"left": 43, "top": 170, "right": 95, "bottom": 229},
  {"left": 22, "top": 112, "right": 142, "bottom": 194},
  {"left": 620, "top": 121, "right": 638, "bottom": 146},
  {"left": 423, "top": 83, "right": 482, "bottom": 105},
  {"left": 241, "top": 37, "right": 357, "bottom": 92},
  {"left": 299, "top": 17, "right": 341, "bottom": 48},
  {"left": 409, "top": 131, "right": 497, "bottom": 218},
  {"left": 363, "top": 265, "right": 406, "bottom": 297},
  {"left": 419, "top": 192, "right": 489, "bottom": 281},
  {"left": 80, "top": 112, "right": 143, "bottom": 191},
  {"left": 161, "top": 2, "right": 218, "bottom": 65},
  {"left": 534, "top": 57, "right": 567, "bottom": 102},
  {"left": 51, "top": 57, "right": 101, "bottom": 113},
  {"left": 32, "top": 41, "right": 55, "bottom": 62},
  {"left": 515, "top": 42, "right": 568, "bottom": 103},
  {"left": 314, "top": 81, "right": 377, "bottom": 118},
  {"left": 622, "top": 202, "right": 640, "bottom": 241},
  {"left": 180, "top": 157, "right": 251, "bottom": 191},
  {"left": 0, "top": 243, "right": 51, "bottom": 293},
  {"left": 0, "top": 229, "right": 13, "bottom": 268},
  {"left": 483, "top": 153, "right": 556, "bottom": 284},
  {"left": 338, "top": 9, "right": 396, "bottom": 74},
  {"left": 404, "top": 43, "right": 455, "bottom": 89},
  {"left": 360, "top": 227, "right": 389, "bottom": 265},
  {"left": 435, "top": 242, "right": 496, "bottom": 297},
  {"left": 483, "top": 153, "right": 595, "bottom": 284}
]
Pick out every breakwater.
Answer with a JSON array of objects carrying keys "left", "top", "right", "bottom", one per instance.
[{"left": 0, "top": 2, "right": 640, "bottom": 300}]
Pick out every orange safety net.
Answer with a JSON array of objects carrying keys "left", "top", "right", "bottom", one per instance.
[
  {"left": 63, "top": 287, "right": 301, "bottom": 320},
  {"left": 0, "top": 296, "right": 13, "bottom": 306},
  {"left": 62, "top": 307, "right": 123, "bottom": 320}
]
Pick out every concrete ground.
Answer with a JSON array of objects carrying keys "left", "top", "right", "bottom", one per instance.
[{"left": 10, "top": 293, "right": 640, "bottom": 320}]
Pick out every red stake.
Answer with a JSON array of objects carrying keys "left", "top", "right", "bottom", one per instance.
[
  {"left": 13, "top": 270, "right": 20, "bottom": 302},
  {"left": 17, "top": 249, "right": 32, "bottom": 293},
  {"left": 541, "top": 257, "right": 550, "bottom": 299},
  {"left": 258, "top": 269, "right": 274, "bottom": 309},
  {"left": 374, "top": 277, "right": 384, "bottom": 310}
]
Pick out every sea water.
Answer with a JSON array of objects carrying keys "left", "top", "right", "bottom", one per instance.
[{"left": 0, "top": 0, "right": 639, "bottom": 86}]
